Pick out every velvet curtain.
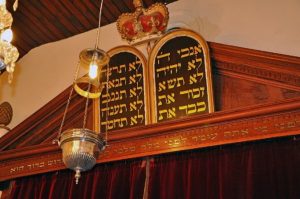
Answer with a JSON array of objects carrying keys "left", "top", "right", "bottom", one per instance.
[
  {"left": 147, "top": 137, "right": 300, "bottom": 199},
  {"left": 9, "top": 159, "right": 146, "bottom": 199},
  {"left": 8, "top": 137, "right": 300, "bottom": 199}
]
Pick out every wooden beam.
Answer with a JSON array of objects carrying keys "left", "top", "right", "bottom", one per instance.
[{"left": 1, "top": 97, "right": 300, "bottom": 182}]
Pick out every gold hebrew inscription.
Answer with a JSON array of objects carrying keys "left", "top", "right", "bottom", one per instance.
[
  {"left": 154, "top": 36, "right": 210, "bottom": 122},
  {"left": 100, "top": 50, "right": 146, "bottom": 131}
]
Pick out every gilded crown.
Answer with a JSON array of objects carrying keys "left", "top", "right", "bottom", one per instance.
[{"left": 117, "top": 0, "right": 169, "bottom": 44}]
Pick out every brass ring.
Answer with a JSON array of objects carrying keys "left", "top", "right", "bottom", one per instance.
[{"left": 74, "top": 76, "right": 102, "bottom": 99}]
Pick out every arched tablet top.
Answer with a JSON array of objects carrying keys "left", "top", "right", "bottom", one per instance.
[{"left": 148, "top": 28, "right": 214, "bottom": 123}]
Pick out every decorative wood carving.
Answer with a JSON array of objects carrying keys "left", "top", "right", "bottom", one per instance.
[
  {"left": 1, "top": 97, "right": 300, "bottom": 181},
  {"left": 210, "top": 42, "right": 300, "bottom": 91}
]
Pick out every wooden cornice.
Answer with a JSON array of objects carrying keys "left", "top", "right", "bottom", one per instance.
[
  {"left": 1, "top": 97, "right": 300, "bottom": 181},
  {"left": 209, "top": 42, "right": 300, "bottom": 91}
]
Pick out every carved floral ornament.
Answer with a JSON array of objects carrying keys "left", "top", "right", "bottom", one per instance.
[
  {"left": 117, "top": 0, "right": 169, "bottom": 44},
  {"left": 0, "top": 101, "right": 12, "bottom": 129}
]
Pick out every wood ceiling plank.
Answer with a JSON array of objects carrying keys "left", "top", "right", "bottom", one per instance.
[
  {"left": 12, "top": 15, "right": 45, "bottom": 46},
  {"left": 82, "top": 0, "right": 99, "bottom": 20},
  {"left": 105, "top": 1, "right": 122, "bottom": 18},
  {"left": 16, "top": 2, "right": 58, "bottom": 42},
  {"left": 102, "top": 3, "right": 117, "bottom": 22},
  {"left": 11, "top": 36, "right": 31, "bottom": 56},
  {"left": 106, "top": 1, "right": 122, "bottom": 21},
  {"left": 74, "top": 0, "right": 99, "bottom": 27},
  {"left": 12, "top": 16, "right": 49, "bottom": 45},
  {"left": 9, "top": 22, "right": 35, "bottom": 49},
  {"left": 122, "top": 0, "right": 135, "bottom": 11},
  {"left": 4, "top": 0, "right": 177, "bottom": 57},
  {"left": 111, "top": 0, "right": 131, "bottom": 13},
  {"left": 90, "top": 1, "right": 110, "bottom": 25},
  {"left": 21, "top": 0, "right": 65, "bottom": 40},
  {"left": 42, "top": 0, "right": 83, "bottom": 35},
  {"left": 59, "top": 0, "right": 93, "bottom": 31}
]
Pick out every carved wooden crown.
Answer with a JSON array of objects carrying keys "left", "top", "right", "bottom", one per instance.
[{"left": 117, "top": 0, "right": 169, "bottom": 44}]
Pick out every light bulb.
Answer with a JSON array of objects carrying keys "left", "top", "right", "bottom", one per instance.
[
  {"left": 1, "top": 29, "right": 13, "bottom": 42},
  {"left": 88, "top": 61, "right": 98, "bottom": 79}
]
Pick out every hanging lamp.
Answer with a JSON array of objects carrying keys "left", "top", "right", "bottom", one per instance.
[{"left": 56, "top": 0, "right": 109, "bottom": 184}]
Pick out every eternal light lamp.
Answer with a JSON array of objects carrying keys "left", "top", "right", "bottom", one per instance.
[
  {"left": 56, "top": 0, "right": 109, "bottom": 184},
  {"left": 0, "top": 0, "right": 19, "bottom": 83}
]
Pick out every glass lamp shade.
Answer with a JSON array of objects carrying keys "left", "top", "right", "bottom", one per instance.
[
  {"left": 59, "top": 128, "right": 105, "bottom": 184},
  {"left": 74, "top": 48, "right": 110, "bottom": 99}
]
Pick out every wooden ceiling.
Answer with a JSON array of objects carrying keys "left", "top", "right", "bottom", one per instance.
[{"left": 6, "top": 0, "right": 177, "bottom": 57}]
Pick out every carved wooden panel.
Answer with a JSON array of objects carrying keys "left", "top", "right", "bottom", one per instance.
[{"left": 213, "top": 73, "right": 300, "bottom": 111}]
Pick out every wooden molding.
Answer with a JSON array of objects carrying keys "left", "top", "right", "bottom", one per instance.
[
  {"left": 210, "top": 42, "right": 300, "bottom": 90},
  {"left": 1, "top": 97, "right": 300, "bottom": 181}
]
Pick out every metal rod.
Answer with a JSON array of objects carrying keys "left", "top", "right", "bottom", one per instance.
[
  {"left": 94, "top": 0, "right": 105, "bottom": 49},
  {"left": 57, "top": 60, "right": 81, "bottom": 140},
  {"left": 82, "top": 80, "right": 92, "bottom": 130}
]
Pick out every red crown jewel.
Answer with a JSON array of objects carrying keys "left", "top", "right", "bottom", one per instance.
[{"left": 117, "top": 0, "right": 169, "bottom": 44}]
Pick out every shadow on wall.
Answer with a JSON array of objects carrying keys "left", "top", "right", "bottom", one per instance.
[{"left": 167, "top": 6, "right": 221, "bottom": 41}]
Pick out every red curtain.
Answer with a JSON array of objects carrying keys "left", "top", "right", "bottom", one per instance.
[
  {"left": 8, "top": 137, "right": 300, "bottom": 199},
  {"left": 147, "top": 137, "right": 300, "bottom": 199},
  {"left": 9, "top": 159, "right": 146, "bottom": 199}
]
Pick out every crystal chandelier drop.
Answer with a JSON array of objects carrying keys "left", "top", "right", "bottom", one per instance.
[
  {"left": 56, "top": 0, "right": 109, "bottom": 184},
  {"left": 0, "top": 0, "right": 19, "bottom": 83}
]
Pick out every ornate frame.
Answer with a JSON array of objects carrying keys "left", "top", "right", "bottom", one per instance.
[
  {"left": 94, "top": 45, "right": 150, "bottom": 133},
  {"left": 148, "top": 28, "right": 215, "bottom": 123}
]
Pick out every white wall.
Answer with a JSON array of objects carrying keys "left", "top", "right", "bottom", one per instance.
[
  {"left": 168, "top": 0, "right": 300, "bottom": 56},
  {"left": 0, "top": 0, "right": 300, "bottom": 130}
]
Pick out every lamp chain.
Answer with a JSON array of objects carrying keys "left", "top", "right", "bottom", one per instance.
[
  {"left": 82, "top": 80, "right": 92, "bottom": 130},
  {"left": 94, "top": 0, "right": 105, "bottom": 50},
  {"left": 104, "top": 64, "right": 110, "bottom": 143},
  {"left": 56, "top": 60, "right": 81, "bottom": 141}
]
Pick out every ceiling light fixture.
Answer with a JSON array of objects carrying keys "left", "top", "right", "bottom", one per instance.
[
  {"left": 0, "top": 0, "right": 19, "bottom": 83},
  {"left": 56, "top": 0, "right": 109, "bottom": 184}
]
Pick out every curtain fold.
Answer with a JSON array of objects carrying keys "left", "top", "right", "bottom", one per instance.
[
  {"left": 9, "top": 159, "right": 146, "bottom": 199},
  {"left": 147, "top": 137, "right": 300, "bottom": 199}
]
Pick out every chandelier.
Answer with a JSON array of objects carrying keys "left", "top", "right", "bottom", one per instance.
[
  {"left": 0, "top": 0, "right": 19, "bottom": 83},
  {"left": 56, "top": 0, "right": 109, "bottom": 184}
]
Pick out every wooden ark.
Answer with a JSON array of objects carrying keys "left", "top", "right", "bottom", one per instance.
[{"left": 1, "top": 37, "right": 300, "bottom": 182}]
